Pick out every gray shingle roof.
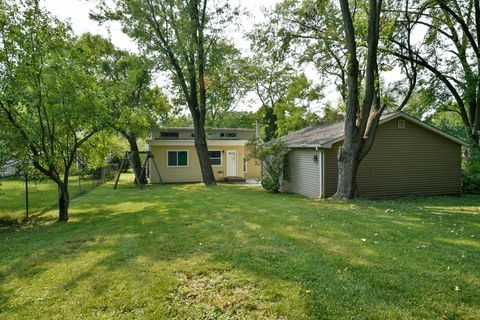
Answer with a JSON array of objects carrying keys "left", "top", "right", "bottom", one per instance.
[
  {"left": 280, "top": 122, "right": 345, "bottom": 147},
  {"left": 279, "top": 111, "right": 468, "bottom": 148}
]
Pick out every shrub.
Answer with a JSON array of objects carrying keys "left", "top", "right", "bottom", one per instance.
[
  {"left": 247, "top": 138, "right": 288, "bottom": 193},
  {"left": 463, "top": 145, "right": 480, "bottom": 194}
]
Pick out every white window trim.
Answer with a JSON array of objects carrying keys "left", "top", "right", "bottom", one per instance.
[
  {"left": 166, "top": 150, "right": 189, "bottom": 168},
  {"left": 209, "top": 149, "right": 223, "bottom": 167}
]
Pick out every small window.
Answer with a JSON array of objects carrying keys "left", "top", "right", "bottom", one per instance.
[
  {"left": 220, "top": 132, "right": 237, "bottom": 138},
  {"left": 161, "top": 131, "right": 179, "bottom": 138},
  {"left": 167, "top": 151, "right": 188, "bottom": 167},
  {"left": 208, "top": 150, "right": 222, "bottom": 166},
  {"left": 398, "top": 119, "right": 406, "bottom": 129},
  {"left": 243, "top": 157, "right": 247, "bottom": 172}
]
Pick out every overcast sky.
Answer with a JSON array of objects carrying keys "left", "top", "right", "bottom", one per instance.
[
  {"left": 41, "top": 0, "right": 289, "bottom": 112},
  {"left": 41, "top": 0, "right": 282, "bottom": 51}
]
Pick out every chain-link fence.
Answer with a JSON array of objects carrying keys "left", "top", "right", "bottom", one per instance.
[{"left": 0, "top": 165, "right": 119, "bottom": 222}]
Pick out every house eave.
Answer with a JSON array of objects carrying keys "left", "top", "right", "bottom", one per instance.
[{"left": 147, "top": 139, "right": 249, "bottom": 146}]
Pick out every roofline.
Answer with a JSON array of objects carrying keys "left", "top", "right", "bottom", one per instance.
[
  {"left": 154, "top": 127, "right": 255, "bottom": 132},
  {"left": 319, "top": 111, "right": 469, "bottom": 148},
  {"left": 147, "top": 139, "right": 249, "bottom": 146}
]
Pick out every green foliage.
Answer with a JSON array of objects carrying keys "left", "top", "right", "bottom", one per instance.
[
  {"left": 247, "top": 138, "right": 289, "bottom": 193},
  {"left": 205, "top": 42, "right": 252, "bottom": 127},
  {"left": 246, "top": 59, "right": 321, "bottom": 140},
  {"left": 0, "top": 2, "right": 108, "bottom": 175},
  {"left": 213, "top": 111, "right": 257, "bottom": 129},
  {"left": 463, "top": 146, "right": 480, "bottom": 194}
]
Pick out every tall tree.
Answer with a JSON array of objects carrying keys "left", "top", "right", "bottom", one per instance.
[
  {"left": 246, "top": 58, "right": 321, "bottom": 141},
  {"left": 390, "top": 0, "right": 480, "bottom": 145},
  {"left": 93, "top": 0, "right": 240, "bottom": 185},
  {"left": 204, "top": 41, "right": 251, "bottom": 127},
  {"left": 0, "top": 1, "right": 107, "bottom": 221},
  {"left": 100, "top": 45, "right": 170, "bottom": 184},
  {"left": 332, "top": 0, "right": 384, "bottom": 199}
]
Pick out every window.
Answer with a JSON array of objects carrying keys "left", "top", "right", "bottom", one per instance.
[
  {"left": 161, "top": 131, "right": 179, "bottom": 138},
  {"left": 167, "top": 151, "right": 188, "bottom": 167},
  {"left": 398, "top": 119, "right": 406, "bottom": 129},
  {"left": 243, "top": 157, "right": 247, "bottom": 172},
  {"left": 220, "top": 132, "right": 237, "bottom": 138},
  {"left": 208, "top": 150, "right": 222, "bottom": 166}
]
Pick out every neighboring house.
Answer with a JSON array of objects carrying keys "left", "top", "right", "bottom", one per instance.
[
  {"left": 0, "top": 160, "right": 19, "bottom": 177},
  {"left": 148, "top": 127, "right": 261, "bottom": 183},
  {"left": 280, "top": 112, "right": 467, "bottom": 198}
]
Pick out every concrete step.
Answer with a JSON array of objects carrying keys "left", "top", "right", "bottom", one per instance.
[{"left": 223, "top": 176, "right": 246, "bottom": 183}]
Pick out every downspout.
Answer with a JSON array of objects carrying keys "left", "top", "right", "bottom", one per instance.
[{"left": 317, "top": 147, "right": 325, "bottom": 199}]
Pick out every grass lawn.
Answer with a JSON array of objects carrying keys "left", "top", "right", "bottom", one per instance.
[
  {"left": 0, "top": 178, "right": 479, "bottom": 319},
  {"left": 0, "top": 175, "right": 100, "bottom": 221}
]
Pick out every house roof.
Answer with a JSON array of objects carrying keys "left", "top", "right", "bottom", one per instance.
[
  {"left": 156, "top": 127, "right": 255, "bottom": 132},
  {"left": 280, "top": 111, "right": 468, "bottom": 148}
]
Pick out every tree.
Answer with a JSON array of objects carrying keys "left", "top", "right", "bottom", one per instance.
[
  {"left": 0, "top": 1, "right": 108, "bottom": 221},
  {"left": 93, "top": 0, "right": 240, "bottom": 185},
  {"left": 204, "top": 41, "right": 251, "bottom": 127},
  {"left": 389, "top": 0, "right": 480, "bottom": 145},
  {"left": 332, "top": 0, "right": 385, "bottom": 199},
  {"left": 247, "top": 138, "right": 288, "bottom": 193},
  {"left": 252, "top": 0, "right": 350, "bottom": 102},
  {"left": 100, "top": 45, "right": 170, "bottom": 184},
  {"left": 246, "top": 58, "right": 321, "bottom": 141}
]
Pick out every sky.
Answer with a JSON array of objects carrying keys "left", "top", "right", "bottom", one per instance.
[
  {"left": 41, "top": 0, "right": 282, "bottom": 52},
  {"left": 41, "top": 0, "right": 287, "bottom": 112}
]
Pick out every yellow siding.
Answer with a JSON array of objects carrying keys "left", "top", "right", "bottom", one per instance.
[{"left": 149, "top": 144, "right": 261, "bottom": 183}]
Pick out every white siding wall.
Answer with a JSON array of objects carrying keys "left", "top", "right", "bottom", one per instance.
[{"left": 281, "top": 149, "right": 321, "bottom": 198}]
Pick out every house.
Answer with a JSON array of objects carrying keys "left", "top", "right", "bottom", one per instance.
[
  {"left": 280, "top": 112, "right": 467, "bottom": 198},
  {"left": 147, "top": 127, "right": 261, "bottom": 183},
  {"left": 0, "top": 160, "right": 19, "bottom": 177}
]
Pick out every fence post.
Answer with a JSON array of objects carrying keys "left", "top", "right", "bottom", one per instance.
[
  {"left": 78, "top": 173, "right": 82, "bottom": 195},
  {"left": 24, "top": 174, "right": 29, "bottom": 221}
]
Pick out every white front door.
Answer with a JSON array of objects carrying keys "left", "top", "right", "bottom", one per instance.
[{"left": 226, "top": 150, "right": 237, "bottom": 177}]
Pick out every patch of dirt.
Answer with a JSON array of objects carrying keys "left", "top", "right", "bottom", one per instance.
[{"left": 167, "top": 271, "right": 283, "bottom": 319}]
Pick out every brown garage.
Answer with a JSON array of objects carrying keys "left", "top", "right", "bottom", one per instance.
[{"left": 280, "top": 112, "right": 467, "bottom": 198}]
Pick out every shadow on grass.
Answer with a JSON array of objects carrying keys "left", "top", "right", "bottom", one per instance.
[{"left": 1, "top": 182, "right": 479, "bottom": 318}]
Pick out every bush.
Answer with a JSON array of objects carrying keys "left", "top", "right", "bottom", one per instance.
[
  {"left": 462, "top": 170, "right": 480, "bottom": 194},
  {"left": 247, "top": 138, "right": 288, "bottom": 193},
  {"left": 463, "top": 145, "right": 480, "bottom": 194}
]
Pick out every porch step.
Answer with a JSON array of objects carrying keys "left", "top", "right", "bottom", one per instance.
[{"left": 223, "top": 176, "right": 246, "bottom": 183}]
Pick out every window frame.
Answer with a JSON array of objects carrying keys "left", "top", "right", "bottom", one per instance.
[
  {"left": 160, "top": 131, "right": 180, "bottom": 138},
  {"left": 166, "top": 150, "right": 189, "bottom": 167},
  {"left": 208, "top": 150, "right": 222, "bottom": 167},
  {"left": 243, "top": 157, "right": 248, "bottom": 173},
  {"left": 397, "top": 119, "right": 406, "bottom": 129}
]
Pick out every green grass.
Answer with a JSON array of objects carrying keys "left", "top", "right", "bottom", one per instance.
[
  {"left": 1, "top": 177, "right": 479, "bottom": 319},
  {"left": 0, "top": 175, "right": 100, "bottom": 221}
]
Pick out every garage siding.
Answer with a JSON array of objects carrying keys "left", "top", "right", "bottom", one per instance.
[
  {"left": 324, "top": 117, "right": 462, "bottom": 197},
  {"left": 281, "top": 149, "right": 321, "bottom": 198}
]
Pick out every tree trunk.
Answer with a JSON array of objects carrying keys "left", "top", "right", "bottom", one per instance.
[
  {"left": 127, "top": 134, "right": 147, "bottom": 184},
  {"left": 194, "top": 125, "right": 216, "bottom": 185},
  {"left": 58, "top": 183, "right": 69, "bottom": 222},
  {"left": 333, "top": 145, "right": 361, "bottom": 199}
]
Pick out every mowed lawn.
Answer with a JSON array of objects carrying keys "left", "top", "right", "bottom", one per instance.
[
  {"left": 0, "top": 179, "right": 479, "bottom": 319},
  {"left": 0, "top": 175, "right": 98, "bottom": 221}
]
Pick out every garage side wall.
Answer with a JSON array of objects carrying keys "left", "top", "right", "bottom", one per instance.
[
  {"left": 281, "top": 149, "right": 321, "bottom": 198},
  {"left": 324, "top": 117, "right": 462, "bottom": 197}
]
